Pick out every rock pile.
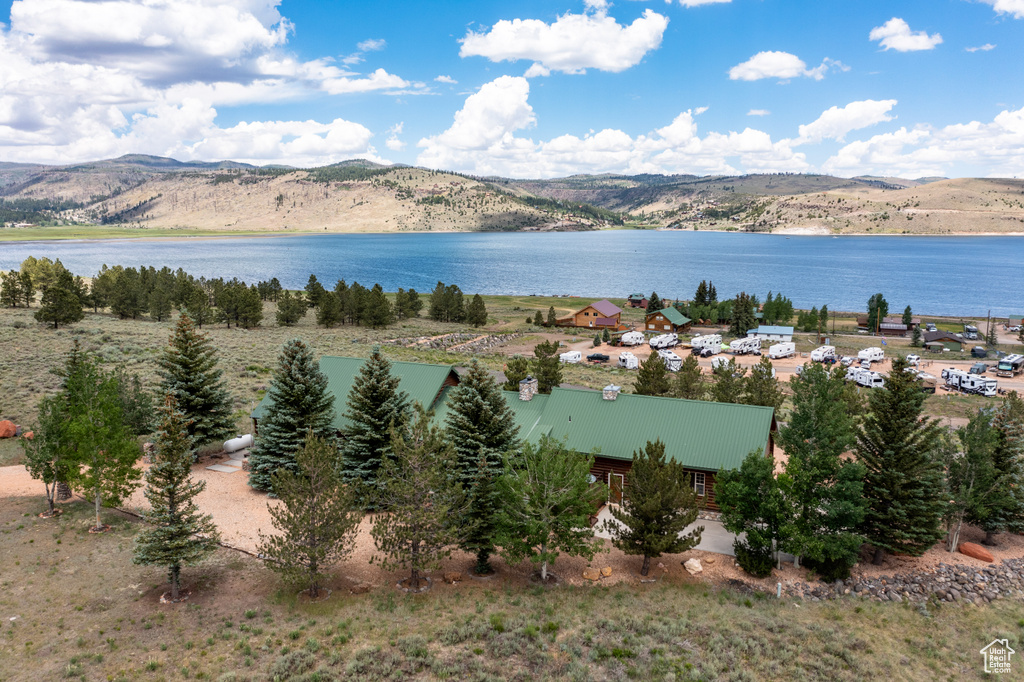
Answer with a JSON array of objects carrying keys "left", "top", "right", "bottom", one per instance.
[
  {"left": 385, "top": 333, "right": 479, "bottom": 350},
  {"left": 450, "top": 333, "right": 521, "bottom": 354},
  {"left": 776, "top": 559, "right": 1024, "bottom": 605}
]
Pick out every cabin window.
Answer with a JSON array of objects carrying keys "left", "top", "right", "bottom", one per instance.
[
  {"left": 664, "top": 325, "right": 671, "bottom": 331},
  {"left": 693, "top": 472, "right": 706, "bottom": 497}
]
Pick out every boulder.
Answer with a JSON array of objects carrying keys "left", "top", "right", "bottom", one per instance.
[
  {"left": 21, "top": 431, "right": 33, "bottom": 441},
  {"left": 349, "top": 581, "right": 373, "bottom": 594},
  {"left": 0, "top": 420, "right": 16, "bottom": 439},
  {"left": 704, "top": 557, "right": 716, "bottom": 565},
  {"left": 582, "top": 567, "right": 601, "bottom": 581},
  {"left": 683, "top": 558, "right": 703, "bottom": 576},
  {"left": 443, "top": 572, "right": 462, "bottom": 584},
  {"left": 600, "top": 566, "right": 612, "bottom": 577},
  {"left": 959, "top": 542, "right": 995, "bottom": 563}
]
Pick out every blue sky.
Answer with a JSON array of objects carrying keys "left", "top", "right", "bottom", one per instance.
[{"left": 1, "top": 0, "right": 1022, "bottom": 178}]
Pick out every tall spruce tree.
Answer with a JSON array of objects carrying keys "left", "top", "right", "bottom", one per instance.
[
  {"left": 133, "top": 397, "right": 221, "bottom": 601},
  {"left": 257, "top": 434, "right": 361, "bottom": 598},
  {"left": 34, "top": 275, "right": 84, "bottom": 329},
  {"left": 275, "top": 290, "right": 306, "bottom": 326},
  {"left": 248, "top": 339, "right": 336, "bottom": 492},
  {"left": 466, "top": 294, "right": 488, "bottom": 327},
  {"left": 777, "top": 364, "right": 866, "bottom": 578},
  {"left": 729, "top": 291, "right": 757, "bottom": 337},
  {"left": 978, "top": 392, "right": 1024, "bottom": 543},
  {"left": 444, "top": 360, "right": 520, "bottom": 573},
  {"left": 716, "top": 449, "right": 788, "bottom": 576},
  {"left": 647, "top": 292, "right": 662, "bottom": 311},
  {"left": 674, "top": 354, "right": 706, "bottom": 400},
  {"left": 156, "top": 313, "right": 234, "bottom": 452},
  {"left": 362, "top": 284, "right": 394, "bottom": 328},
  {"left": 315, "top": 291, "right": 343, "bottom": 327},
  {"left": 371, "top": 407, "right": 465, "bottom": 589},
  {"left": 502, "top": 355, "right": 530, "bottom": 391},
  {"left": 634, "top": 350, "right": 671, "bottom": 396},
  {"left": 341, "top": 346, "right": 410, "bottom": 494},
  {"left": 858, "top": 356, "right": 945, "bottom": 564},
  {"left": 532, "top": 310, "right": 543, "bottom": 326},
  {"left": 601, "top": 440, "right": 703, "bottom": 576},
  {"left": 743, "top": 355, "right": 785, "bottom": 410},
  {"left": 546, "top": 306, "right": 557, "bottom": 327},
  {"left": 532, "top": 340, "right": 562, "bottom": 394}
]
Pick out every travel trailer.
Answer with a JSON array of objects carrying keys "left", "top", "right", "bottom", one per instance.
[
  {"left": 943, "top": 368, "right": 998, "bottom": 397},
  {"left": 768, "top": 342, "right": 796, "bottom": 359},
  {"left": 658, "top": 349, "right": 682, "bottom": 372},
  {"left": 858, "top": 347, "right": 885, "bottom": 363},
  {"left": 618, "top": 352, "right": 639, "bottom": 369},
  {"left": 620, "top": 331, "right": 646, "bottom": 347},
  {"left": 729, "top": 338, "right": 762, "bottom": 355},
  {"left": 649, "top": 333, "right": 679, "bottom": 349},
  {"left": 810, "top": 346, "right": 836, "bottom": 362},
  {"left": 559, "top": 351, "right": 582, "bottom": 364}
]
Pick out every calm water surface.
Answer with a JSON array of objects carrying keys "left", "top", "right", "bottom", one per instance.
[{"left": 1, "top": 231, "right": 1021, "bottom": 316}]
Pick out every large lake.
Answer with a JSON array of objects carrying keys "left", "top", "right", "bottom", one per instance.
[{"left": 1, "top": 231, "right": 1021, "bottom": 316}]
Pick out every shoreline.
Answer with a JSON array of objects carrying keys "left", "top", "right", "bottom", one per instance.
[{"left": 3, "top": 226, "right": 1024, "bottom": 243}]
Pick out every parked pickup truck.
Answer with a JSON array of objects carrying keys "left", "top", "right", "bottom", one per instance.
[{"left": 586, "top": 353, "right": 610, "bottom": 363}]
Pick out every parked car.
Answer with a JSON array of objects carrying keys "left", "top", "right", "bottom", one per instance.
[
  {"left": 972, "top": 346, "right": 989, "bottom": 359},
  {"left": 1009, "top": 325, "right": 1022, "bottom": 333},
  {"left": 840, "top": 356, "right": 855, "bottom": 367},
  {"left": 587, "top": 352, "right": 610, "bottom": 363},
  {"left": 970, "top": 362, "right": 989, "bottom": 375},
  {"left": 906, "top": 354, "right": 921, "bottom": 366},
  {"left": 926, "top": 323, "right": 937, "bottom": 332}
]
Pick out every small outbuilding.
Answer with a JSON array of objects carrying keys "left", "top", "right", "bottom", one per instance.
[
  {"left": 645, "top": 306, "right": 692, "bottom": 334},
  {"left": 627, "top": 293, "right": 648, "bottom": 308},
  {"left": 747, "top": 325, "right": 794, "bottom": 342}
]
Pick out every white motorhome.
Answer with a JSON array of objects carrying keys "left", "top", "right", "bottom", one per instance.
[
  {"left": 618, "top": 352, "right": 639, "bottom": 369},
  {"left": 846, "top": 367, "right": 885, "bottom": 388},
  {"left": 858, "top": 347, "right": 885, "bottom": 363},
  {"left": 649, "top": 333, "right": 679, "bottom": 349},
  {"left": 997, "top": 354, "right": 1024, "bottom": 378},
  {"left": 810, "top": 345, "right": 836, "bottom": 362},
  {"left": 658, "top": 349, "right": 682, "bottom": 372},
  {"left": 944, "top": 369, "right": 997, "bottom": 397},
  {"left": 690, "top": 334, "right": 722, "bottom": 357},
  {"left": 768, "top": 342, "right": 796, "bottom": 359},
  {"left": 729, "top": 338, "right": 761, "bottom": 355},
  {"left": 559, "top": 350, "right": 582, "bottom": 364},
  {"left": 619, "top": 331, "right": 646, "bottom": 347}
]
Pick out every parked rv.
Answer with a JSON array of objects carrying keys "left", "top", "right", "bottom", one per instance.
[
  {"left": 690, "top": 334, "right": 723, "bottom": 357},
  {"left": 729, "top": 338, "right": 761, "bottom": 355},
  {"left": 964, "top": 324, "right": 979, "bottom": 340},
  {"left": 858, "top": 347, "right": 885, "bottom": 363},
  {"left": 618, "top": 352, "right": 639, "bottom": 369},
  {"left": 917, "top": 373, "right": 937, "bottom": 394},
  {"left": 906, "top": 354, "right": 921, "bottom": 366},
  {"left": 810, "top": 345, "right": 836, "bottom": 363},
  {"left": 658, "top": 349, "right": 682, "bottom": 372},
  {"left": 846, "top": 367, "right": 885, "bottom": 388},
  {"left": 943, "top": 368, "right": 998, "bottom": 397},
  {"left": 996, "top": 354, "right": 1024, "bottom": 377},
  {"left": 768, "top": 342, "right": 796, "bottom": 359},
  {"left": 620, "top": 331, "right": 646, "bottom": 347},
  {"left": 559, "top": 351, "right": 582, "bottom": 364},
  {"left": 649, "top": 333, "right": 679, "bottom": 349}
]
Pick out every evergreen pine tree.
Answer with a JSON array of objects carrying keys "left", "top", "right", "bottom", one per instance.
[
  {"left": 866, "top": 293, "right": 888, "bottom": 333},
  {"left": 361, "top": 284, "right": 394, "bottom": 328},
  {"left": 602, "top": 440, "right": 703, "bottom": 576},
  {"left": 902, "top": 305, "right": 913, "bottom": 326},
  {"left": 148, "top": 286, "right": 173, "bottom": 322},
  {"left": 674, "top": 354, "right": 706, "bottom": 400},
  {"left": 405, "top": 288, "right": 423, "bottom": 318},
  {"left": 275, "top": 290, "right": 306, "bottom": 326},
  {"left": 647, "top": 292, "right": 662, "bottom": 311},
  {"left": 156, "top": 313, "right": 234, "bottom": 452},
  {"left": 133, "top": 397, "right": 221, "bottom": 601},
  {"left": 34, "top": 271, "right": 84, "bottom": 329},
  {"left": 602, "top": 328, "right": 611, "bottom": 343},
  {"left": 694, "top": 281, "right": 709, "bottom": 307},
  {"left": 729, "top": 292, "right": 757, "bottom": 337},
  {"left": 709, "top": 358, "right": 746, "bottom": 404},
  {"left": 19, "top": 270, "right": 35, "bottom": 307},
  {"left": 236, "top": 285, "right": 263, "bottom": 328},
  {"left": 743, "top": 355, "right": 785, "bottom": 410},
  {"left": 466, "top": 294, "right": 488, "bottom": 327},
  {"left": 304, "top": 274, "right": 326, "bottom": 309},
  {"left": 428, "top": 281, "right": 447, "bottom": 321},
  {"left": 634, "top": 351, "right": 671, "bottom": 396},
  {"left": 249, "top": 339, "right": 336, "bottom": 492},
  {"left": 533, "top": 310, "right": 543, "bottom": 326},
  {"left": 943, "top": 410, "right": 1000, "bottom": 551},
  {"left": 858, "top": 356, "right": 945, "bottom": 564},
  {"left": 341, "top": 346, "right": 410, "bottom": 494},
  {"left": 183, "top": 286, "right": 213, "bottom": 328},
  {"left": 708, "top": 281, "right": 718, "bottom": 303},
  {"left": 911, "top": 325, "right": 922, "bottom": 347},
  {"left": 502, "top": 355, "right": 530, "bottom": 390},
  {"left": 110, "top": 269, "right": 144, "bottom": 319},
  {"left": 979, "top": 392, "right": 1024, "bottom": 542},
  {"left": 0, "top": 270, "right": 21, "bottom": 308},
  {"left": 777, "top": 364, "right": 866, "bottom": 578},
  {"left": 444, "top": 360, "right": 520, "bottom": 573},
  {"left": 532, "top": 340, "right": 562, "bottom": 394},
  {"left": 394, "top": 288, "right": 409, "bottom": 320},
  {"left": 717, "top": 449, "right": 788, "bottom": 576},
  {"left": 257, "top": 434, "right": 361, "bottom": 597},
  {"left": 315, "top": 291, "right": 343, "bottom": 327},
  {"left": 371, "top": 407, "right": 465, "bottom": 589},
  {"left": 546, "top": 306, "right": 557, "bottom": 327}
]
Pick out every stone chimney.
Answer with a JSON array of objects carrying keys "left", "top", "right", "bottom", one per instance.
[
  {"left": 519, "top": 375, "right": 539, "bottom": 401},
  {"left": 603, "top": 384, "right": 621, "bottom": 401}
]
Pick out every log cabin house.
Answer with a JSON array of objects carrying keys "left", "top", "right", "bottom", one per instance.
[
  {"left": 557, "top": 299, "right": 624, "bottom": 330},
  {"left": 645, "top": 306, "right": 692, "bottom": 334}
]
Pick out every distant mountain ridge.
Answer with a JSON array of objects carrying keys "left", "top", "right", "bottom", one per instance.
[{"left": 0, "top": 154, "right": 1019, "bottom": 236}]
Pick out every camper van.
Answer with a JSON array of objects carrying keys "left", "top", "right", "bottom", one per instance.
[
  {"left": 618, "top": 352, "right": 639, "bottom": 370},
  {"left": 810, "top": 346, "right": 836, "bottom": 363},
  {"left": 768, "top": 342, "right": 796, "bottom": 359},
  {"left": 620, "top": 331, "right": 645, "bottom": 347},
  {"left": 559, "top": 350, "right": 582, "bottom": 364},
  {"left": 649, "top": 333, "right": 679, "bottom": 350},
  {"left": 858, "top": 347, "right": 885, "bottom": 363},
  {"left": 729, "top": 338, "right": 761, "bottom": 355},
  {"left": 658, "top": 349, "right": 682, "bottom": 372}
]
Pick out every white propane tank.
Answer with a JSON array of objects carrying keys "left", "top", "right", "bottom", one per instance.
[{"left": 224, "top": 434, "right": 253, "bottom": 453}]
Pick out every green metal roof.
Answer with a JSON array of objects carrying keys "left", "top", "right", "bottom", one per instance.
[
  {"left": 648, "top": 306, "right": 691, "bottom": 327},
  {"left": 252, "top": 356, "right": 457, "bottom": 432},
  {"left": 628, "top": 293, "right": 646, "bottom": 300},
  {"left": 516, "top": 387, "right": 774, "bottom": 471}
]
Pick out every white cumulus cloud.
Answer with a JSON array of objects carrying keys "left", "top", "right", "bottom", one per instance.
[
  {"left": 980, "top": 0, "right": 1024, "bottom": 19},
  {"left": 869, "top": 18, "right": 942, "bottom": 52},
  {"left": 0, "top": 0, "right": 420, "bottom": 165},
  {"left": 459, "top": 9, "right": 669, "bottom": 75},
  {"left": 966, "top": 43, "right": 996, "bottom": 52},
  {"left": 385, "top": 122, "right": 405, "bottom": 151},
  {"left": 795, "top": 99, "right": 898, "bottom": 144},
  {"left": 435, "top": 75, "right": 458, "bottom": 84},
  {"left": 728, "top": 51, "right": 846, "bottom": 81}
]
